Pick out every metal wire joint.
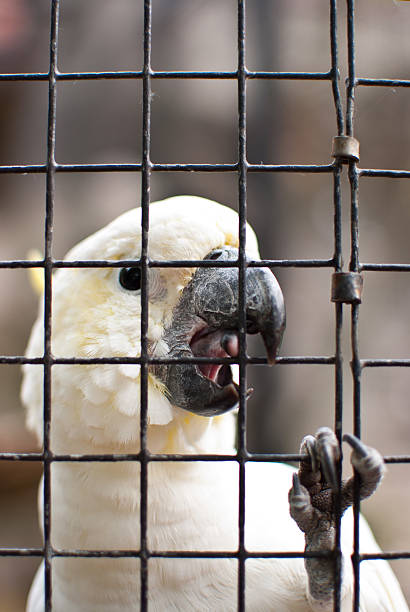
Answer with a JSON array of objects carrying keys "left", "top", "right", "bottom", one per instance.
[
  {"left": 332, "top": 135, "right": 360, "bottom": 163},
  {"left": 331, "top": 272, "right": 363, "bottom": 304}
]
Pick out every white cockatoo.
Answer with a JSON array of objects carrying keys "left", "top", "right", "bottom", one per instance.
[{"left": 22, "top": 196, "right": 408, "bottom": 611}]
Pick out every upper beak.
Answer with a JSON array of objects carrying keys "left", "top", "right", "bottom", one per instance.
[
  {"left": 152, "top": 247, "right": 285, "bottom": 416},
  {"left": 242, "top": 265, "right": 285, "bottom": 365}
]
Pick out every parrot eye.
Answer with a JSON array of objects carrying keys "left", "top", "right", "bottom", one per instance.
[
  {"left": 207, "top": 249, "right": 223, "bottom": 260},
  {"left": 119, "top": 267, "right": 142, "bottom": 292}
]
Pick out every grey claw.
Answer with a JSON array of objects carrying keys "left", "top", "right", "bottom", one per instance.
[
  {"left": 301, "top": 435, "right": 318, "bottom": 473},
  {"left": 343, "top": 433, "right": 367, "bottom": 458},
  {"left": 305, "top": 437, "right": 318, "bottom": 474},
  {"left": 317, "top": 428, "right": 340, "bottom": 491},
  {"left": 342, "top": 433, "right": 385, "bottom": 502},
  {"left": 320, "top": 443, "right": 338, "bottom": 490},
  {"left": 292, "top": 472, "right": 302, "bottom": 495}
]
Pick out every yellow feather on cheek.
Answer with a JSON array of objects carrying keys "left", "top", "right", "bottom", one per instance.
[
  {"left": 27, "top": 249, "right": 44, "bottom": 296},
  {"left": 223, "top": 233, "right": 239, "bottom": 250}
]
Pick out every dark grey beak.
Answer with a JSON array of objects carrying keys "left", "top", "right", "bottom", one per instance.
[{"left": 152, "top": 247, "right": 285, "bottom": 417}]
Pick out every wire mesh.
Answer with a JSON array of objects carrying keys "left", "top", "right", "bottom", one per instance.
[{"left": 0, "top": 1, "right": 409, "bottom": 611}]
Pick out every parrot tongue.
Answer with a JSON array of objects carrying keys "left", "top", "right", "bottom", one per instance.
[{"left": 190, "top": 328, "right": 238, "bottom": 385}]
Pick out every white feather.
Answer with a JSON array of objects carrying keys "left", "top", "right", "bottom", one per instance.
[{"left": 22, "top": 196, "right": 408, "bottom": 611}]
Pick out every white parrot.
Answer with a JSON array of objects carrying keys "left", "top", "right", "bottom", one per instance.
[{"left": 22, "top": 196, "right": 408, "bottom": 611}]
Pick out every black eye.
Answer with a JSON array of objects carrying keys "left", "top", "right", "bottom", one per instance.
[
  {"left": 206, "top": 249, "right": 224, "bottom": 260},
  {"left": 119, "top": 267, "right": 142, "bottom": 291}
]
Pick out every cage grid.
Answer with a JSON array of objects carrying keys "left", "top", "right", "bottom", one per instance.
[{"left": 0, "top": 0, "right": 409, "bottom": 611}]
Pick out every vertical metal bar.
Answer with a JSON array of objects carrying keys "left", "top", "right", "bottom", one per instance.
[
  {"left": 333, "top": 164, "right": 344, "bottom": 612},
  {"left": 350, "top": 302, "right": 362, "bottom": 612},
  {"left": 237, "top": 1, "right": 247, "bottom": 611},
  {"left": 333, "top": 165, "right": 343, "bottom": 275},
  {"left": 346, "top": 0, "right": 356, "bottom": 137},
  {"left": 43, "top": 1, "right": 60, "bottom": 609},
  {"left": 330, "top": 0, "right": 344, "bottom": 136},
  {"left": 333, "top": 299, "right": 343, "bottom": 612},
  {"left": 350, "top": 165, "right": 362, "bottom": 612},
  {"left": 346, "top": 1, "right": 361, "bottom": 608},
  {"left": 330, "top": 3, "right": 345, "bottom": 608},
  {"left": 140, "top": 1, "right": 152, "bottom": 609},
  {"left": 348, "top": 163, "right": 360, "bottom": 275}
]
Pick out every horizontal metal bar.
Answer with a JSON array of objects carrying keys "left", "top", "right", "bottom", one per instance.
[
  {"left": 51, "top": 549, "right": 331, "bottom": 560},
  {"left": 0, "top": 257, "right": 335, "bottom": 270},
  {"left": 384, "top": 456, "right": 410, "bottom": 464},
  {"left": 2, "top": 546, "right": 409, "bottom": 561},
  {"left": 0, "top": 163, "right": 142, "bottom": 174},
  {"left": 153, "top": 258, "right": 335, "bottom": 268},
  {"left": 361, "top": 359, "right": 410, "bottom": 368},
  {"left": 0, "top": 73, "right": 50, "bottom": 81},
  {"left": 360, "top": 552, "right": 410, "bottom": 561},
  {"left": 0, "top": 259, "right": 241, "bottom": 269},
  {"left": 0, "top": 258, "right": 403, "bottom": 275},
  {"left": 0, "top": 453, "right": 44, "bottom": 461},
  {"left": 0, "top": 355, "right": 335, "bottom": 366},
  {"left": 0, "top": 548, "right": 44, "bottom": 557},
  {"left": 0, "top": 356, "right": 45, "bottom": 365},
  {"left": 0, "top": 547, "right": 332, "bottom": 560},
  {"left": 2, "top": 450, "right": 409, "bottom": 464},
  {"left": 0, "top": 256, "right": 349, "bottom": 270},
  {"left": 246, "top": 70, "right": 332, "bottom": 81},
  {"left": 0, "top": 69, "right": 333, "bottom": 82},
  {"left": 360, "top": 263, "right": 410, "bottom": 272},
  {"left": 251, "top": 258, "right": 335, "bottom": 268},
  {"left": 0, "top": 164, "right": 47, "bottom": 173},
  {"left": 357, "top": 78, "right": 410, "bottom": 88},
  {"left": 273, "top": 356, "right": 335, "bottom": 365},
  {"left": 0, "top": 162, "right": 334, "bottom": 174},
  {"left": 153, "top": 162, "right": 335, "bottom": 174},
  {"left": 359, "top": 169, "right": 410, "bottom": 179},
  {"left": 0, "top": 452, "right": 309, "bottom": 463},
  {"left": 248, "top": 163, "right": 334, "bottom": 173}
]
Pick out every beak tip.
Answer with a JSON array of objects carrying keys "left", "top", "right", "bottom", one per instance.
[
  {"left": 263, "top": 326, "right": 285, "bottom": 366},
  {"left": 267, "top": 354, "right": 277, "bottom": 366}
]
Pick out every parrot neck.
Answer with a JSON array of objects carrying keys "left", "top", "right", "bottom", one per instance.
[
  {"left": 50, "top": 397, "right": 237, "bottom": 456},
  {"left": 147, "top": 410, "right": 237, "bottom": 454}
]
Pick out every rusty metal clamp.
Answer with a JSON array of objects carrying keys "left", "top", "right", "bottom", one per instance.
[
  {"left": 331, "top": 272, "right": 363, "bottom": 304},
  {"left": 332, "top": 136, "right": 360, "bottom": 163}
]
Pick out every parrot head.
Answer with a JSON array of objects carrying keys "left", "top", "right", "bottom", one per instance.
[
  {"left": 152, "top": 244, "right": 285, "bottom": 417},
  {"left": 22, "top": 196, "right": 285, "bottom": 451}
]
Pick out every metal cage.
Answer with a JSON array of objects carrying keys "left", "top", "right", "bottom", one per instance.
[{"left": 0, "top": 1, "right": 409, "bottom": 610}]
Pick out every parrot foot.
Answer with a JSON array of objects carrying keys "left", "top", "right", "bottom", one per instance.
[{"left": 288, "top": 427, "right": 385, "bottom": 609}]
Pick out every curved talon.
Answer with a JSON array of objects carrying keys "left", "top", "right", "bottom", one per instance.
[
  {"left": 320, "top": 443, "right": 339, "bottom": 490},
  {"left": 317, "top": 428, "right": 340, "bottom": 491},
  {"left": 306, "top": 437, "right": 318, "bottom": 474},
  {"left": 292, "top": 472, "right": 302, "bottom": 495},
  {"left": 343, "top": 433, "right": 368, "bottom": 458},
  {"left": 302, "top": 435, "right": 318, "bottom": 473}
]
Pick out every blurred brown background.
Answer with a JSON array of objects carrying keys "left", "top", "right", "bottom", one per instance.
[{"left": 0, "top": 1, "right": 409, "bottom": 609}]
